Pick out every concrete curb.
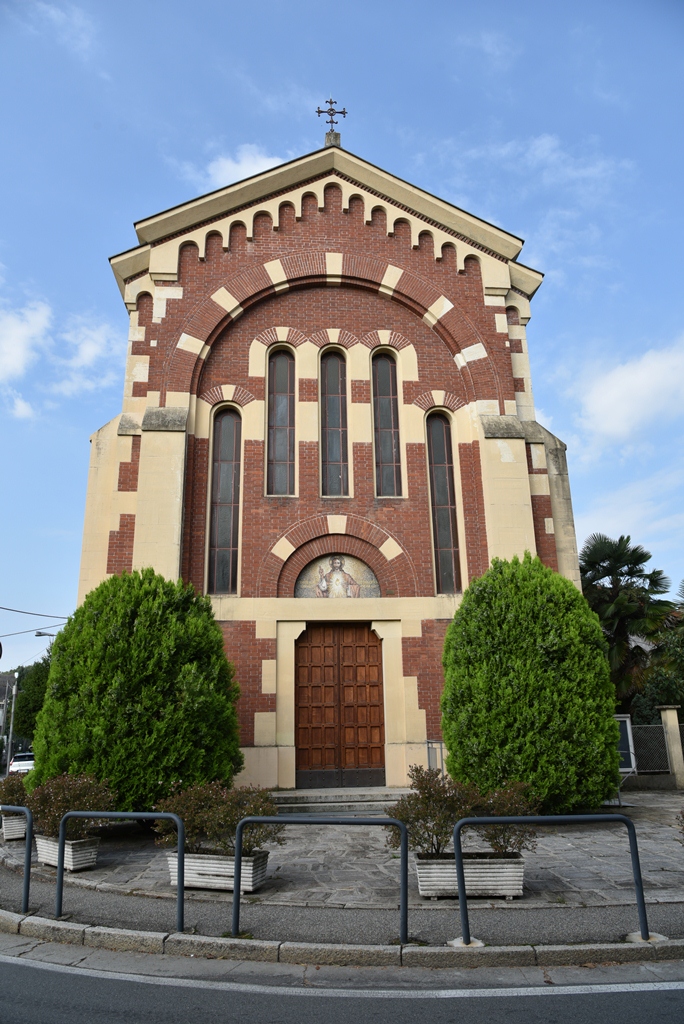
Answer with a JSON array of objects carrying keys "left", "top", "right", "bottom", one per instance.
[{"left": 2, "top": 908, "right": 684, "bottom": 968}]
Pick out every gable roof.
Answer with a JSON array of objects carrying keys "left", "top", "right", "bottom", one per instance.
[{"left": 110, "top": 145, "right": 543, "bottom": 297}]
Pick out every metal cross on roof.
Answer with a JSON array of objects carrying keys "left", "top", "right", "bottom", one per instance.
[{"left": 316, "top": 98, "right": 347, "bottom": 130}]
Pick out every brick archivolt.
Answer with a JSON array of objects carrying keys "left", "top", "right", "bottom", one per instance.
[
  {"left": 162, "top": 252, "right": 500, "bottom": 408},
  {"left": 256, "top": 514, "right": 417, "bottom": 598},
  {"left": 140, "top": 174, "right": 504, "bottom": 286}
]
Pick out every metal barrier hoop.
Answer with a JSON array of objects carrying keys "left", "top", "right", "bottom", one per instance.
[
  {"left": 0, "top": 804, "right": 33, "bottom": 913},
  {"left": 54, "top": 811, "right": 185, "bottom": 932},
  {"left": 453, "top": 813, "right": 651, "bottom": 945},
  {"left": 231, "top": 814, "right": 409, "bottom": 944}
]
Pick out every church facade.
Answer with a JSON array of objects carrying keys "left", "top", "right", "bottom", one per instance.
[{"left": 78, "top": 140, "right": 580, "bottom": 790}]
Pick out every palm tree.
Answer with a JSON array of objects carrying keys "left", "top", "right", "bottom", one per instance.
[{"left": 579, "top": 533, "right": 674, "bottom": 698}]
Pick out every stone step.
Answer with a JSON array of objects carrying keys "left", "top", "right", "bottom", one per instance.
[{"left": 270, "top": 787, "right": 410, "bottom": 816}]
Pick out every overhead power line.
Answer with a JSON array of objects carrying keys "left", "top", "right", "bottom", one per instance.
[
  {"left": 0, "top": 624, "right": 65, "bottom": 639},
  {"left": 0, "top": 605, "right": 69, "bottom": 619}
]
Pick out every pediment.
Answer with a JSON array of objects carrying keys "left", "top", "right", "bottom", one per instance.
[{"left": 110, "top": 146, "right": 542, "bottom": 300}]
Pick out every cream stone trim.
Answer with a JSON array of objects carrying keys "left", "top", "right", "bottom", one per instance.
[
  {"left": 327, "top": 515, "right": 347, "bottom": 534},
  {"left": 132, "top": 430, "right": 187, "bottom": 580},
  {"left": 254, "top": 712, "right": 277, "bottom": 746},
  {"left": 78, "top": 416, "right": 124, "bottom": 604},
  {"left": 261, "top": 660, "right": 277, "bottom": 693},
  {"left": 176, "top": 333, "right": 205, "bottom": 355},
  {"left": 275, "top": 621, "right": 307, "bottom": 788},
  {"left": 510, "top": 352, "right": 531, "bottom": 378},
  {"left": 529, "top": 473, "right": 550, "bottom": 496},
  {"left": 494, "top": 312, "right": 509, "bottom": 333},
  {"left": 423, "top": 295, "right": 454, "bottom": 327},
  {"left": 271, "top": 537, "right": 296, "bottom": 561},
  {"left": 211, "top": 287, "right": 244, "bottom": 319},
  {"left": 263, "top": 258, "right": 288, "bottom": 293},
  {"left": 379, "top": 537, "right": 403, "bottom": 561},
  {"left": 152, "top": 286, "right": 183, "bottom": 323},
  {"left": 210, "top": 594, "right": 459, "bottom": 623},
  {"left": 371, "top": 620, "right": 427, "bottom": 787},
  {"left": 454, "top": 342, "right": 487, "bottom": 368},
  {"left": 325, "top": 251, "right": 343, "bottom": 284},
  {"left": 298, "top": 401, "right": 318, "bottom": 442},
  {"left": 476, "top": 400, "right": 499, "bottom": 415},
  {"left": 379, "top": 264, "right": 404, "bottom": 298},
  {"left": 479, "top": 436, "right": 536, "bottom": 563},
  {"left": 165, "top": 392, "right": 191, "bottom": 409},
  {"left": 545, "top": 518, "right": 555, "bottom": 534},
  {"left": 276, "top": 326, "right": 290, "bottom": 341},
  {"left": 221, "top": 384, "right": 236, "bottom": 401},
  {"left": 529, "top": 443, "right": 547, "bottom": 469},
  {"left": 326, "top": 328, "right": 340, "bottom": 344},
  {"left": 504, "top": 400, "right": 518, "bottom": 415},
  {"left": 347, "top": 400, "right": 372, "bottom": 444},
  {"left": 235, "top": 747, "right": 278, "bottom": 788}
]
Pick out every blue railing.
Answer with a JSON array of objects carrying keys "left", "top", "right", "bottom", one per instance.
[
  {"left": 453, "top": 813, "right": 651, "bottom": 945},
  {"left": 54, "top": 811, "right": 185, "bottom": 932},
  {"left": 231, "top": 814, "right": 409, "bottom": 943},
  {"left": 0, "top": 804, "right": 33, "bottom": 913}
]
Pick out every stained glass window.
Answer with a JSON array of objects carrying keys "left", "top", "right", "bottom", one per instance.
[
  {"left": 372, "top": 353, "right": 402, "bottom": 496},
  {"left": 267, "top": 349, "right": 295, "bottom": 495},
  {"left": 427, "top": 413, "right": 461, "bottom": 593},
  {"left": 321, "top": 351, "right": 349, "bottom": 496},
  {"left": 208, "top": 409, "right": 241, "bottom": 594}
]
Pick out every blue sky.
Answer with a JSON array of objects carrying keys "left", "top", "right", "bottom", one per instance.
[{"left": 1, "top": 0, "right": 683, "bottom": 668}]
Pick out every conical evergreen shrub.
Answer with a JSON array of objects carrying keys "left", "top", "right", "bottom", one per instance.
[
  {"left": 441, "top": 553, "right": 619, "bottom": 812},
  {"left": 30, "top": 569, "right": 243, "bottom": 810}
]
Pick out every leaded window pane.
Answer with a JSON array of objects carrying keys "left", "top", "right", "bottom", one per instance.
[
  {"left": 267, "top": 350, "right": 295, "bottom": 495},
  {"left": 427, "top": 413, "right": 461, "bottom": 594},
  {"left": 372, "top": 354, "right": 402, "bottom": 496},
  {"left": 208, "top": 409, "right": 242, "bottom": 594},
  {"left": 321, "top": 352, "right": 348, "bottom": 496}
]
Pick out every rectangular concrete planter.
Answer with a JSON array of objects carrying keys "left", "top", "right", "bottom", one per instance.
[
  {"left": 35, "top": 835, "right": 100, "bottom": 872},
  {"left": 2, "top": 815, "right": 26, "bottom": 841},
  {"left": 166, "top": 849, "right": 269, "bottom": 892},
  {"left": 416, "top": 852, "right": 524, "bottom": 898}
]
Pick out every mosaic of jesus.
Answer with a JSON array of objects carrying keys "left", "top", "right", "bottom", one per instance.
[{"left": 294, "top": 555, "right": 381, "bottom": 599}]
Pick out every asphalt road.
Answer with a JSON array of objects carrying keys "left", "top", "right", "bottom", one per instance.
[{"left": 1, "top": 957, "right": 683, "bottom": 1024}]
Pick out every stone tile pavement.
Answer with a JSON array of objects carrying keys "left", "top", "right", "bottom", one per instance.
[{"left": 2, "top": 792, "right": 682, "bottom": 911}]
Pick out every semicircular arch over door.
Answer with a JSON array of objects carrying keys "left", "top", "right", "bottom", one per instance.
[{"left": 295, "top": 623, "right": 385, "bottom": 789}]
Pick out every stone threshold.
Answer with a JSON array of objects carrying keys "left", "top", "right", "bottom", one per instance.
[{"left": 1, "top": 908, "right": 683, "bottom": 969}]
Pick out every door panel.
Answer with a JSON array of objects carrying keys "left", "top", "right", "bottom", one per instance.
[{"left": 295, "top": 623, "right": 385, "bottom": 788}]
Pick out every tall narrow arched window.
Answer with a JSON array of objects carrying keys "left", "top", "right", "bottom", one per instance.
[
  {"left": 208, "top": 409, "right": 242, "bottom": 594},
  {"left": 320, "top": 351, "right": 348, "bottom": 496},
  {"left": 372, "top": 353, "right": 402, "bottom": 496},
  {"left": 427, "top": 413, "right": 461, "bottom": 594},
  {"left": 267, "top": 349, "right": 295, "bottom": 495}
]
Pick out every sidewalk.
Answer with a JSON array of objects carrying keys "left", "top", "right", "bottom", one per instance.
[{"left": 0, "top": 791, "right": 682, "bottom": 946}]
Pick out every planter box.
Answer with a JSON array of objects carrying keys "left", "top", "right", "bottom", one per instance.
[
  {"left": 166, "top": 850, "right": 269, "bottom": 892},
  {"left": 35, "top": 835, "right": 100, "bottom": 872},
  {"left": 416, "top": 852, "right": 524, "bottom": 898},
  {"left": 2, "top": 815, "right": 26, "bottom": 841}
]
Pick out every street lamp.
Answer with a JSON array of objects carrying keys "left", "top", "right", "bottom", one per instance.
[{"left": 5, "top": 672, "right": 18, "bottom": 778}]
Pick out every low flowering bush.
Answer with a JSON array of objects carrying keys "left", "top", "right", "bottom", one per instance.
[
  {"left": 385, "top": 765, "right": 538, "bottom": 857},
  {"left": 155, "top": 783, "right": 285, "bottom": 856},
  {"left": 26, "top": 774, "right": 116, "bottom": 839},
  {"left": 0, "top": 773, "right": 28, "bottom": 815}
]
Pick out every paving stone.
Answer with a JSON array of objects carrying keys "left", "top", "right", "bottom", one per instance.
[
  {"left": 20, "top": 916, "right": 85, "bottom": 945},
  {"left": 0, "top": 909, "right": 24, "bottom": 934},
  {"left": 279, "top": 941, "right": 401, "bottom": 966},
  {"left": 164, "top": 932, "right": 280, "bottom": 961},
  {"left": 84, "top": 925, "right": 168, "bottom": 953},
  {"left": 535, "top": 943, "right": 656, "bottom": 965},
  {"left": 402, "top": 944, "right": 536, "bottom": 968}
]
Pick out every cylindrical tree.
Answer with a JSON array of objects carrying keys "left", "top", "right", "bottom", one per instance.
[
  {"left": 30, "top": 569, "right": 243, "bottom": 810},
  {"left": 441, "top": 553, "right": 619, "bottom": 812}
]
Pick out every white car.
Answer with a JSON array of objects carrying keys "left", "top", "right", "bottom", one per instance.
[{"left": 8, "top": 752, "right": 34, "bottom": 774}]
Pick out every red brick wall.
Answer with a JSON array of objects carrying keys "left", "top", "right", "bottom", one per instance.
[
  {"left": 402, "top": 619, "right": 451, "bottom": 740},
  {"left": 117, "top": 435, "right": 140, "bottom": 491},
  {"left": 220, "top": 621, "right": 276, "bottom": 746},
  {"left": 106, "top": 514, "right": 135, "bottom": 574}
]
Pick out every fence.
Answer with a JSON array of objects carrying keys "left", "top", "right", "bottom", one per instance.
[
  {"left": 632, "top": 724, "right": 671, "bottom": 773},
  {"left": 231, "top": 815, "right": 409, "bottom": 943},
  {"left": 452, "top": 814, "right": 651, "bottom": 946},
  {"left": 54, "top": 811, "right": 185, "bottom": 932}
]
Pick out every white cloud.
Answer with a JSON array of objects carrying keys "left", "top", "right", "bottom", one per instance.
[
  {"left": 179, "top": 144, "right": 285, "bottom": 193},
  {"left": 0, "top": 300, "right": 51, "bottom": 384},
  {"left": 51, "top": 316, "right": 125, "bottom": 396},
  {"left": 577, "top": 334, "right": 684, "bottom": 440},
  {"left": 31, "top": 2, "right": 95, "bottom": 58},
  {"left": 457, "top": 31, "right": 521, "bottom": 70}
]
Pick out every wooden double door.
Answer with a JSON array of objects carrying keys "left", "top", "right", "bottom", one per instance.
[{"left": 295, "top": 623, "right": 386, "bottom": 789}]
